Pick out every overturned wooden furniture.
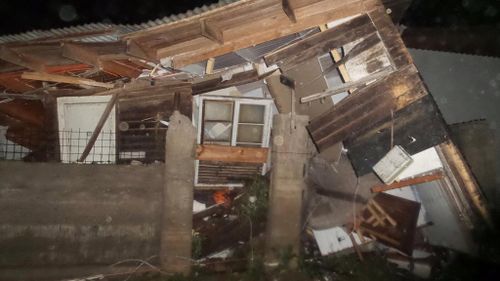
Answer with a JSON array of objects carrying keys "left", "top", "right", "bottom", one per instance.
[{"left": 354, "top": 193, "right": 420, "bottom": 255}]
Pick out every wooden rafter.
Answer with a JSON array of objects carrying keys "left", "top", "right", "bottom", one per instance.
[
  {"left": 122, "top": 0, "right": 380, "bottom": 67},
  {"left": 62, "top": 42, "right": 142, "bottom": 78},
  {"left": 0, "top": 45, "right": 46, "bottom": 72},
  {"left": 21, "top": 72, "right": 115, "bottom": 89}
]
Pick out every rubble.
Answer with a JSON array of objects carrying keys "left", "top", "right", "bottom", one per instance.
[{"left": 0, "top": 0, "right": 495, "bottom": 280}]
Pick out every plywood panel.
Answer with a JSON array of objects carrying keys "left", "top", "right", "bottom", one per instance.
[{"left": 308, "top": 65, "right": 427, "bottom": 152}]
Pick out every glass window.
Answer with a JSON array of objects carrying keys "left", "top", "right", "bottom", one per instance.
[
  {"left": 239, "top": 104, "right": 265, "bottom": 124},
  {"left": 203, "top": 100, "right": 234, "bottom": 145}
]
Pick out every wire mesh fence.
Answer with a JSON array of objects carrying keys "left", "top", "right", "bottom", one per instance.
[{"left": 0, "top": 126, "right": 166, "bottom": 164}]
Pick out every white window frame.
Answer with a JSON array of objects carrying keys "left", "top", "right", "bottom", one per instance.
[{"left": 194, "top": 95, "right": 273, "bottom": 187}]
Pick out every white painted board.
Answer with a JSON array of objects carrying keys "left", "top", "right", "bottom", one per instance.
[
  {"left": 57, "top": 96, "right": 116, "bottom": 164},
  {"left": 373, "top": 145, "right": 413, "bottom": 184},
  {"left": 396, "top": 147, "right": 443, "bottom": 181}
]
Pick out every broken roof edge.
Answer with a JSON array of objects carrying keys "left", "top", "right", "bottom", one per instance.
[
  {"left": 122, "top": 0, "right": 247, "bottom": 39},
  {"left": 407, "top": 47, "right": 500, "bottom": 61},
  {"left": 0, "top": 0, "right": 242, "bottom": 44}
]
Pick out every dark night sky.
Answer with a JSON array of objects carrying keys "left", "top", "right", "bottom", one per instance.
[
  {"left": 0, "top": 0, "right": 220, "bottom": 35},
  {"left": 0, "top": 0, "right": 499, "bottom": 36}
]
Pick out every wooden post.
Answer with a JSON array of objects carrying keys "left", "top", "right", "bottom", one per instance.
[
  {"left": 78, "top": 91, "right": 120, "bottom": 163},
  {"left": 205, "top": 58, "right": 215, "bottom": 74},
  {"left": 161, "top": 111, "right": 196, "bottom": 274}
]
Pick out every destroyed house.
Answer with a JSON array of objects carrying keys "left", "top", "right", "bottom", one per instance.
[{"left": 0, "top": 0, "right": 492, "bottom": 279}]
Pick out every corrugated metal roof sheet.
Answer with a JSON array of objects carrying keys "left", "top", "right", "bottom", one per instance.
[{"left": 0, "top": 0, "right": 240, "bottom": 44}]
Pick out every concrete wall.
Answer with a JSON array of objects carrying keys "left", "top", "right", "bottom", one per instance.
[{"left": 0, "top": 161, "right": 163, "bottom": 269}]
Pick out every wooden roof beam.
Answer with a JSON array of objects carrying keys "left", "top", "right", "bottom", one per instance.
[
  {"left": 62, "top": 42, "right": 101, "bottom": 66},
  {"left": 100, "top": 60, "right": 143, "bottom": 78},
  {"left": 283, "top": 0, "right": 349, "bottom": 21},
  {"left": 201, "top": 0, "right": 288, "bottom": 43},
  {"left": 62, "top": 42, "right": 142, "bottom": 77},
  {"left": 144, "top": 21, "right": 223, "bottom": 60},
  {"left": 126, "top": 39, "right": 158, "bottom": 62},
  {"left": 124, "top": 0, "right": 379, "bottom": 67},
  {"left": 282, "top": 0, "right": 297, "bottom": 22},
  {"left": 21, "top": 71, "right": 115, "bottom": 89},
  {"left": 0, "top": 45, "right": 47, "bottom": 72},
  {"left": 264, "top": 14, "right": 377, "bottom": 68}
]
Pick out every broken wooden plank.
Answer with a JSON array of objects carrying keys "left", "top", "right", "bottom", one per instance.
[
  {"left": 307, "top": 65, "right": 426, "bottom": 151},
  {"left": 368, "top": 7, "right": 413, "bottom": 69},
  {"left": 301, "top": 66, "right": 393, "bottom": 103},
  {"left": 192, "top": 69, "right": 259, "bottom": 95},
  {"left": 21, "top": 72, "right": 115, "bottom": 89},
  {"left": 264, "top": 14, "right": 376, "bottom": 69},
  {"left": 0, "top": 45, "right": 47, "bottom": 72},
  {"left": 78, "top": 91, "right": 121, "bottom": 162},
  {"left": 196, "top": 144, "right": 269, "bottom": 164},
  {"left": 306, "top": 31, "right": 382, "bottom": 87},
  {"left": 371, "top": 171, "right": 444, "bottom": 193}
]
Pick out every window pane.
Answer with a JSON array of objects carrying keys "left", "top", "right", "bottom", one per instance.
[
  {"left": 237, "top": 124, "right": 263, "bottom": 144},
  {"left": 239, "top": 104, "right": 265, "bottom": 124},
  {"left": 204, "top": 101, "right": 233, "bottom": 121},
  {"left": 204, "top": 122, "right": 232, "bottom": 142}
]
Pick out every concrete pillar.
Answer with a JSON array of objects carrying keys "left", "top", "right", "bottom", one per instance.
[
  {"left": 161, "top": 111, "right": 196, "bottom": 274},
  {"left": 265, "top": 114, "right": 310, "bottom": 267}
]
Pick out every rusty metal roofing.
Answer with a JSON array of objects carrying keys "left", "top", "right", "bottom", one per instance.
[{"left": 0, "top": 0, "right": 240, "bottom": 44}]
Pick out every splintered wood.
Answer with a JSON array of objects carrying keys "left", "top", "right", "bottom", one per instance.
[{"left": 264, "top": 14, "right": 377, "bottom": 71}]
